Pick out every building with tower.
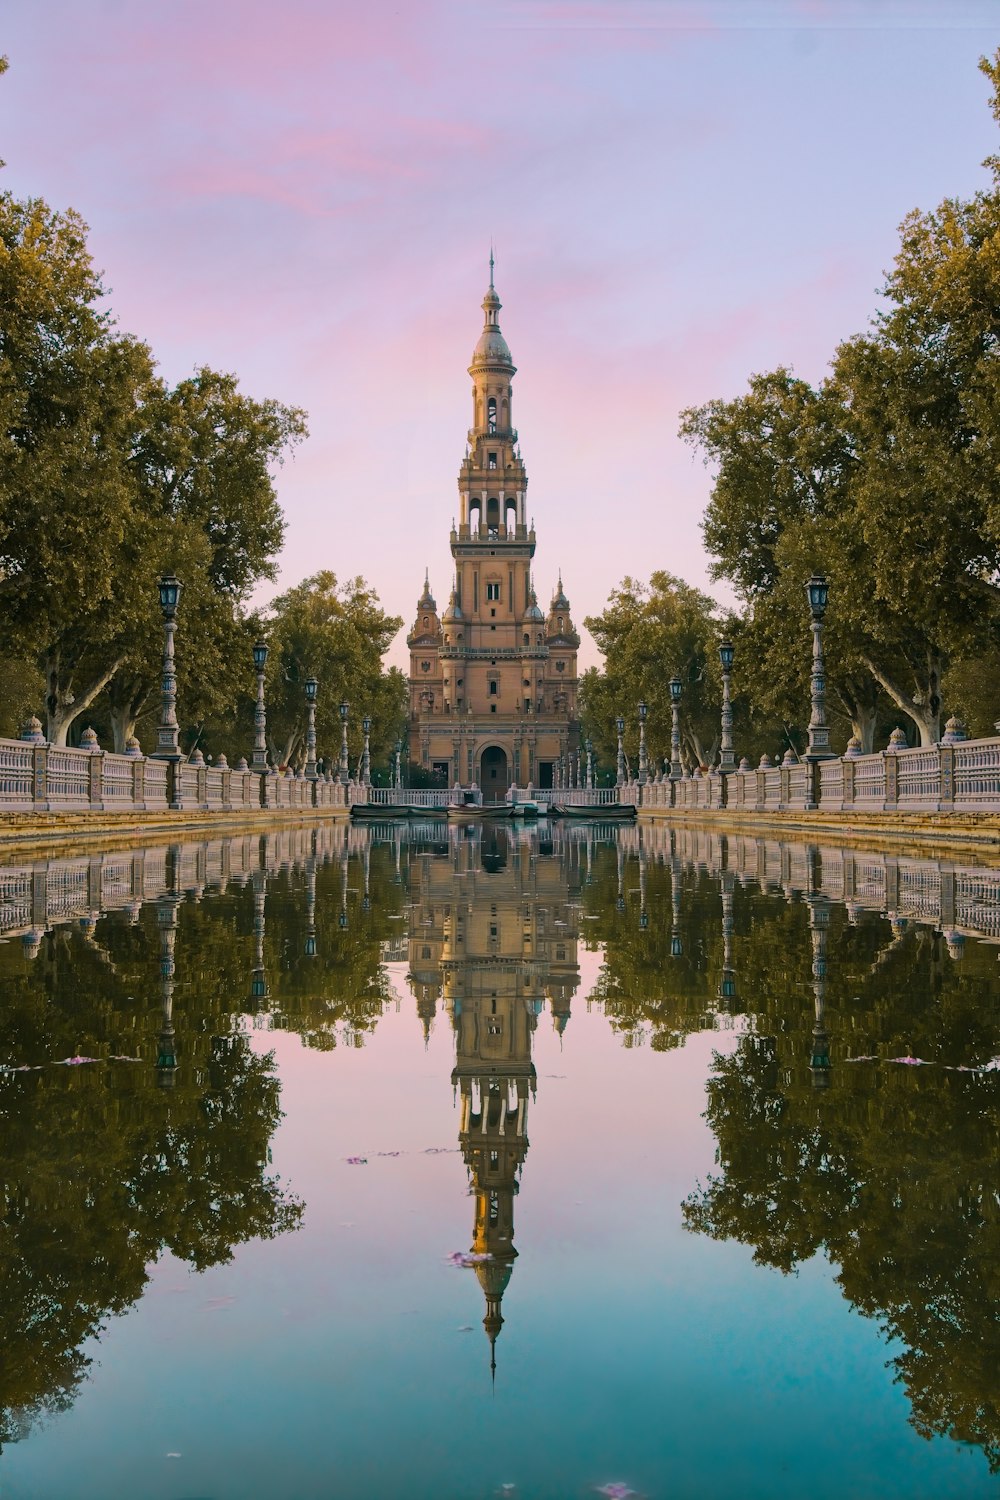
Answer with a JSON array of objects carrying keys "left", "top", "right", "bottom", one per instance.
[{"left": 407, "top": 260, "right": 581, "bottom": 796}]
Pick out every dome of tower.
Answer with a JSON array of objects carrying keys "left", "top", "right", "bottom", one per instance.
[
  {"left": 551, "top": 572, "right": 570, "bottom": 612},
  {"left": 471, "top": 322, "right": 512, "bottom": 368},
  {"left": 523, "top": 584, "right": 544, "bottom": 623},
  {"left": 470, "top": 256, "right": 515, "bottom": 370},
  {"left": 442, "top": 584, "right": 464, "bottom": 623}
]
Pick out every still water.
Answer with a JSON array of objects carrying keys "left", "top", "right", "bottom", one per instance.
[{"left": 1, "top": 818, "right": 1000, "bottom": 1499}]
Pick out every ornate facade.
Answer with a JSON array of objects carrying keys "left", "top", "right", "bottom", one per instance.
[{"left": 407, "top": 261, "right": 580, "bottom": 796}]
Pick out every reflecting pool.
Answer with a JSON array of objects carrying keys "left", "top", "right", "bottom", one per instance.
[{"left": 2, "top": 819, "right": 1000, "bottom": 1498}]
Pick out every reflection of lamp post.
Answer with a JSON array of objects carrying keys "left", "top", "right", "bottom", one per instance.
[
  {"left": 805, "top": 576, "right": 833, "bottom": 761},
  {"left": 638, "top": 835, "right": 648, "bottom": 929},
  {"left": 304, "top": 677, "right": 318, "bottom": 779},
  {"left": 156, "top": 878, "right": 181, "bottom": 1086},
  {"left": 669, "top": 677, "right": 683, "bottom": 780},
  {"left": 807, "top": 890, "right": 832, "bottom": 1087},
  {"left": 718, "top": 641, "right": 736, "bottom": 773},
  {"left": 718, "top": 870, "right": 737, "bottom": 1008},
  {"left": 616, "top": 839, "right": 625, "bottom": 912},
  {"left": 339, "top": 841, "right": 349, "bottom": 928},
  {"left": 305, "top": 857, "right": 317, "bottom": 958},
  {"left": 362, "top": 715, "right": 372, "bottom": 786},
  {"left": 616, "top": 714, "right": 625, "bottom": 786},
  {"left": 586, "top": 738, "right": 594, "bottom": 790},
  {"left": 154, "top": 578, "right": 183, "bottom": 809},
  {"left": 252, "top": 640, "right": 269, "bottom": 771},
  {"left": 638, "top": 701, "right": 648, "bottom": 785},
  {"left": 339, "top": 701, "right": 350, "bottom": 785},
  {"left": 670, "top": 841, "right": 683, "bottom": 956},
  {"left": 250, "top": 867, "right": 268, "bottom": 1010}
]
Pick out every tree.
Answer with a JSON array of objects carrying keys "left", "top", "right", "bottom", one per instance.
[
  {"left": 99, "top": 367, "right": 304, "bottom": 751},
  {"left": 681, "top": 52, "right": 1000, "bottom": 747},
  {"left": 0, "top": 183, "right": 304, "bottom": 747},
  {"left": 582, "top": 572, "right": 727, "bottom": 772},
  {"left": 261, "top": 572, "right": 406, "bottom": 771}
]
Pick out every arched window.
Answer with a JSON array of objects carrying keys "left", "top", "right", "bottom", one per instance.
[
  {"left": 423, "top": 615, "right": 429, "bottom": 629},
  {"left": 487, "top": 397, "right": 497, "bottom": 434},
  {"left": 558, "top": 615, "right": 564, "bottom": 632},
  {"left": 523, "top": 633, "right": 529, "bottom": 646}
]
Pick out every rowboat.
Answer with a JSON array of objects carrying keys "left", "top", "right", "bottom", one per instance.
[
  {"left": 446, "top": 804, "right": 510, "bottom": 822},
  {"left": 550, "top": 803, "right": 637, "bottom": 821}
]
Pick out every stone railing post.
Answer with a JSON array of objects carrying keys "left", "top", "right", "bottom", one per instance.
[
  {"left": 938, "top": 744, "right": 955, "bottom": 808},
  {"left": 938, "top": 716, "right": 966, "bottom": 808},
  {"left": 89, "top": 749, "right": 104, "bottom": 809},
  {"left": 31, "top": 743, "right": 49, "bottom": 809},
  {"left": 132, "top": 755, "right": 145, "bottom": 809}
]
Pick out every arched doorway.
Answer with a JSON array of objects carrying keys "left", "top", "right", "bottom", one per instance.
[{"left": 480, "top": 745, "right": 509, "bottom": 800}]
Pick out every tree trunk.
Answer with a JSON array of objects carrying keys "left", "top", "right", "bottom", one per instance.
[
  {"left": 835, "top": 677, "right": 880, "bottom": 754},
  {"left": 861, "top": 653, "right": 941, "bottom": 747},
  {"left": 107, "top": 676, "right": 152, "bottom": 752},
  {"left": 44, "top": 651, "right": 124, "bottom": 746}
]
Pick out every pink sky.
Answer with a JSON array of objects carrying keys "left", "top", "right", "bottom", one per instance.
[{"left": 4, "top": 0, "right": 999, "bottom": 669}]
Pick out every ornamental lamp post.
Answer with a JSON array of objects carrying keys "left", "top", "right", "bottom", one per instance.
[
  {"left": 586, "top": 737, "right": 594, "bottom": 790},
  {"left": 718, "top": 640, "right": 736, "bottom": 773},
  {"left": 339, "top": 701, "right": 350, "bottom": 785},
  {"left": 304, "top": 677, "right": 318, "bottom": 779},
  {"left": 669, "top": 677, "right": 683, "bottom": 780},
  {"left": 804, "top": 575, "right": 833, "bottom": 761},
  {"left": 154, "top": 575, "right": 183, "bottom": 763},
  {"left": 362, "top": 715, "right": 372, "bottom": 786},
  {"left": 393, "top": 738, "right": 402, "bottom": 789},
  {"left": 251, "top": 640, "right": 269, "bottom": 772},
  {"left": 637, "top": 701, "right": 648, "bottom": 785},
  {"left": 615, "top": 714, "right": 626, "bottom": 786}
]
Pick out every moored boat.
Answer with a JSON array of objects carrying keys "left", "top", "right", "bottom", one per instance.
[{"left": 552, "top": 802, "right": 637, "bottom": 821}]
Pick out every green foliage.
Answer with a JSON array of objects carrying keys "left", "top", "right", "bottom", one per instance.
[
  {"left": 581, "top": 571, "right": 727, "bottom": 772},
  {"left": 0, "top": 189, "right": 305, "bottom": 748},
  {"left": 680, "top": 51, "right": 1000, "bottom": 748},
  {"left": 260, "top": 571, "right": 405, "bottom": 772}
]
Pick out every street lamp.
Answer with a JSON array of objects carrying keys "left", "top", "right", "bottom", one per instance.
[
  {"left": 362, "top": 715, "right": 372, "bottom": 786},
  {"left": 585, "top": 737, "right": 594, "bottom": 790},
  {"left": 669, "top": 677, "right": 683, "bottom": 780},
  {"left": 393, "top": 738, "right": 402, "bottom": 789},
  {"left": 615, "top": 714, "right": 625, "bottom": 786},
  {"left": 339, "top": 701, "right": 350, "bottom": 785},
  {"left": 637, "top": 700, "right": 648, "bottom": 785},
  {"left": 154, "top": 575, "right": 183, "bottom": 762},
  {"left": 304, "top": 677, "right": 318, "bottom": 779},
  {"left": 252, "top": 640, "right": 269, "bottom": 772},
  {"left": 805, "top": 575, "right": 833, "bottom": 761},
  {"left": 718, "top": 641, "right": 736, "bottom": 773}
]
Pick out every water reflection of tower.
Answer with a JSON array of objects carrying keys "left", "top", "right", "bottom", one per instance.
[{"left": 406, "top": 821, "right": 581, "bottom": 1374}]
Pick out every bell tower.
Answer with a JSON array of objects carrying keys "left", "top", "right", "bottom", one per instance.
[{"left": 407, "top": 258, "right": 580, "bottom": 794}]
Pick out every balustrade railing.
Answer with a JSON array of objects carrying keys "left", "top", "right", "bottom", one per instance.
[{"left": 0, "top": 733, "right": 354, "bottom": 816}]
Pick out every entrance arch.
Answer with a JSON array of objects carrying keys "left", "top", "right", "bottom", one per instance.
[{"left": 480, "top": 745, "right": 510, "bottom": 800}]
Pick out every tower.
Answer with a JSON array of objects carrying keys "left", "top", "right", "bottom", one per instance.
[{"left": 407, "top": 260, "right": 580, "bottom": 795}]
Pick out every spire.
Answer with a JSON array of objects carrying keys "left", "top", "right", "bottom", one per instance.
[
  {"left": 489, "top": 242, "right": 495, "bottom": 290},
  {"left": 418, "top": 569, "right": 436, "bottom": 612}
]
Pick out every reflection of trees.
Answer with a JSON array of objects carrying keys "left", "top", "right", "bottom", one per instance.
[
  {"left": 0, "top": 836, "right": 407, "bottom": 1447},
  {"left": 261, "top": 844, "right": 403, "bottom": 1049},
  {"left": 680, "top": 899, "right": 1000, "bottom": 1470},
  {"left": 0, "top": 888, "right": 307, "bottom": 1451},
  {"left": 583, "top": 842, "right": 741, "bottom": 1050}
]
